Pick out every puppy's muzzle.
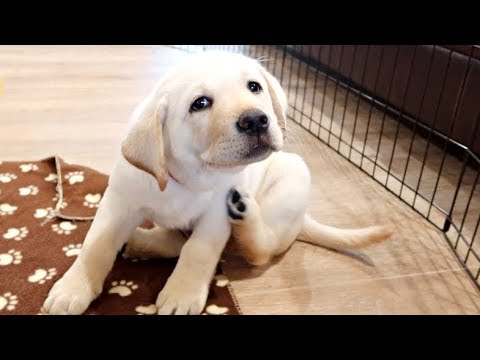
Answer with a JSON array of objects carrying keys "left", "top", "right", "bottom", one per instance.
[{"left": 236, "top": 109, "right": 269, "bottom": 136}]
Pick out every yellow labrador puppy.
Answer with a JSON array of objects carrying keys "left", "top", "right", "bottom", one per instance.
[{"left": 43, "top": 50, "right": 392, "bottom": 315}]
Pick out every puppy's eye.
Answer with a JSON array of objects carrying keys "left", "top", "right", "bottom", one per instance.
[
  {"left": 190, "top": 96, "right": 212, "bottom": 112},
  {"left": 248, "top": 81, "right": 262, "bottom": 93}
]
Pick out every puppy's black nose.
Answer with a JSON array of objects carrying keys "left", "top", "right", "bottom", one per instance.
[{"left": 237, "top": 109, "right": 269, "bottom": 135}]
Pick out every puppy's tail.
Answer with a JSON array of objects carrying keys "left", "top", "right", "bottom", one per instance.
[{"left": 297, "top": 213, "right": 393, "bottom": 251}]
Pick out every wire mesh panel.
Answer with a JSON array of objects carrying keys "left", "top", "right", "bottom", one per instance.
[{"left": 172, "top": 45, "right": 480, "bottom": 289}]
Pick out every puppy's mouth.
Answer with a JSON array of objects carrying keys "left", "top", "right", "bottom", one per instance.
[
  {"left": 246, "top": 133, "right": 273, "bottom": 159},
  {"left": 204, "top": 143, "right": 273, "bottom": 169},
  {"left": 201, "top": 133, "right": 281, "bottom": 170}
]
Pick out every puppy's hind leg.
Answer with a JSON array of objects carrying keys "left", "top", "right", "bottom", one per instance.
[
  {"left": 226, "top": 186, "right": 306, "bottom": 266},
  {"left": 227, "top": 189, "right": 275, "bottom": 265},
  {"left": 123, "top": 226, "right": 188, "bottom": 259},
  {"left": 226, "top": 155, "right": 311, "bottom": 266}
]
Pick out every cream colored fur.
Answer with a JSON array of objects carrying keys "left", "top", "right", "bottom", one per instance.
[{"left": 43, "top": 51, "right": 392, "bottom": 315}]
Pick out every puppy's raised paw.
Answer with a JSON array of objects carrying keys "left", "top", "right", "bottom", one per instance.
[{"left": 227, "top": 189, "right": 247, "bottom": 221}]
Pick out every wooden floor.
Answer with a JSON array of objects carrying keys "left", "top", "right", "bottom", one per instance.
[{"left": 1, "top": 45, "right": 479, "bottom": 314}]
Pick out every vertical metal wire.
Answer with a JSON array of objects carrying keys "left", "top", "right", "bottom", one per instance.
[
  {"left": 265, "top": 45, "right": 273, "bottom": 73},
  {"left": 260, "top": 45, "right": 267, "bottom": 63},
  {"left": 299, "top": 45, "right": 315, "bottom": 127},
  {"left": 327, "top": 45, "right": 345, "bottom": 146},
  {"left": 360, "top": 46, "right": 385, "bottom": 168},
  {"left": 400, "top": 45, "right": 437, "bottom": 196},
  {"left": 348, "top": 45, "right": 371, "bottom": 159},
  {"left": 452, "top": 113, "right": 480, "bottom": 249},
  {"left": 412, "top": 49, "right": 454, "bottom": 208},
  {"left": 372, "top": 46, "right": 400, "bottom": 180},
  {"left": 271, "top": 46, "right": 278, "bottom": 78},
  {"left": 308, "top": 46, "right": 323, "bottom": 132},
  {"left": 317, "top": 45, "right": 333, "bottom": 139},
  {"left": 279, "top": 46, "right": 287, "bottom": 84},
  {"left": 385, "top": 46, "right": 418, "bottom": 182},
  {"left": 287, "top": 46, "right": 296, "bottom": 119},
  {"left": 338, "top": 45, "right": 358, "bottom": 151},
  {"left": 293, "top": 46, "right": 304, "bottom": 120},
  {"left": 458, "top": 168, "right": 480, "bottom": 255},
  {"left": 427, "top": 46, "right": 475, "bottom": 219},
  {"left": 247, "top": 44, "right": 253, "bottom": 58},
  {"left": 254, "top": 44, "right": 260, "bottom": 61}
]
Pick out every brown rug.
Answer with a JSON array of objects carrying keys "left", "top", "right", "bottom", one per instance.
[{"left": 0, "top": 157, "right": 241, "bottom": 315}]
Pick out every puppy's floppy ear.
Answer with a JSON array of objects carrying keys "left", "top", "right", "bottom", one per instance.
[
  {"left": 121, "top": 89, "right": 169, "bottom": 191},
  {"left": 259, "top": 66, "right": 288, "bottom": 137}
]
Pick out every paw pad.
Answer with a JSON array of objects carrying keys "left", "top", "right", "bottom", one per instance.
[
  {"left": 65, "top": 171, "right": 84, "bottom": 185},
  {"left": 44, "top": 173, "right": 58, "bottom": 182},
  {"left": 0, "top": 249, "right": 23, "bottom": 266},
  {"left": 0, "top": 173, "right": 17, "bottom": 183},
  {"left": 0, "top": 292, "right": 18, "bottom": 311},
  {"left": 28, "top": 268, "right": 57, "bottom": 284},
  {"left": 19, "top": 185, "right": 39, "bottom": 196},
  {"left": 2, "top": 227, "right": 28, "bottom": 241},
  {"left": 227, "top": 189, "right": 246, "bottom": 220},
  {"left": 108, "top": 280, "right": 138, "bottom": 297},
  {"left": 83, "top": 193, "right": 101, "bottom": 208},
  {"left": 19, "top": 163, "right": 39, "bottom": 173},
  {"left": 34, "top": 207, "right": 56, "bottom": 220},
  {"left": 51, "top": 221, "right": 77, "bottom": 235},
  {"left": 62, "top": 244, "right": 82, "bottom": 257},
  {"left": 0, "top": 203, "right": 18, "bottom": 216}
]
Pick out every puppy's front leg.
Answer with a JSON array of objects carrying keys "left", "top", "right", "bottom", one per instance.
[
  {"left": 156, "top": 193, "right": 231, "bottom": 315},
  {"left": 43, "top": 186, "right": 142, "bottom": 315}
]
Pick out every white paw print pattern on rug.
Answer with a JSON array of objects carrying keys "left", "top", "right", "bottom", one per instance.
[
  {"left": 0, "top": 203, "right": 18, "bottom": 216},
  {"left": 0, "top": 292, "right": 18, "bottom": 311},
  {"left": 28, "top": 268, "right": 57, "bottom": 284},
  {"left": 19, "top": 163, "right": 39, "bottom": 173},
  {"left": 65, "top": 171, "right": 84, "bottom": 185},
  {"left": 18, "top": 185, "right": 39, "bottom": 196},
  {"left": 34, "top": 207, "right": 56, "bottom": 220},
  {"left": 51, "top": 221, "right": 77, "bottom": 235},
  {"left": 83, "top": 193, "right": 101, "bottom": 208},
  {"left": 0, "top": 249, "right": 22, "bottom": 266},
  {"left": 51, "top": 195, "right": 68, "bottom": 208},
  {"left": 108, "top": 280, "right": 139, "bottom": 297},
  {"left": 0, "top": 173, "right": 17, "bottom": 183},
  {"left": 135, "top": 304, "right": 157, "bottom": 315},
  {"left": 2, "top": 227, "right": 28, "bottom": 241},
  {"left": 62, "top": 243, "right": 82, "bottom": 257},
  {"left": 44, "top": 173, "right": 58, "bottom": 182},
  {"left": 214, "top": 274, "right": 229, "bottom": 287},
  {"left": 205, "top": 304, "right": 229, "bottom": 315}
]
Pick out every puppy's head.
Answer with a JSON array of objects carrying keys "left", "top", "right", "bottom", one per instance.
[{"left": 121, "top": 50, "right": 288, "bottom": 190}]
